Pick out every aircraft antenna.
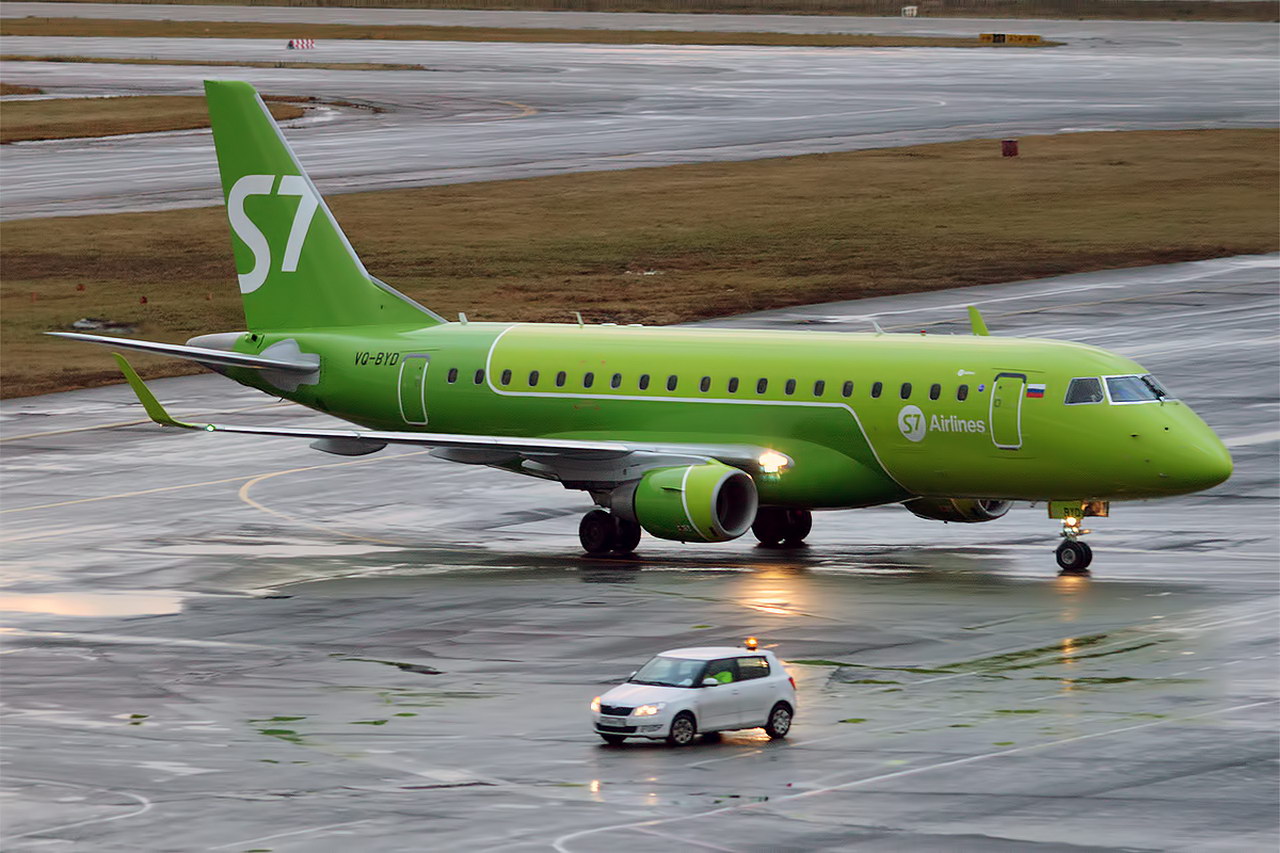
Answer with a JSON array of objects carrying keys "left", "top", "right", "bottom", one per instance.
[
  {"left": 574, "top": 312, "right": 585, "bottom": 328},
  {"left": 458, "top": 312, "right": 469, "bottom": 324},
  {"left": 870, "top": 319, "right": 886, "bottom": 336}
]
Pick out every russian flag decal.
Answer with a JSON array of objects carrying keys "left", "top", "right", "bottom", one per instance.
[{"left": 1026, "top": 383, "right": 1046, "bottom": 398}]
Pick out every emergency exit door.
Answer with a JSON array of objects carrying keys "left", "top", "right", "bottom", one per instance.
[
  {"left": 989, "top": 372, "right": 1026, "bottom": 450},
  {"left": 398, "top": 354, "right": 430, "bottom": 425}
]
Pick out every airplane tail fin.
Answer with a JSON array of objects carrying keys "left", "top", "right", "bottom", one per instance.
[{"left": 204, "top": 80, "right": 443, "bottom": 331}]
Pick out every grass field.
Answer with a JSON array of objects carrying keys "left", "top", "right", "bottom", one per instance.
[
  {"left": 1, "top": 95, "right": 306, "bottom": 143},
  {"left": 20, "top": 0, "right": 1278, "bottom": 22},
  {"left": 0, "top": 17, "right": 1056, "bottom": 47},
  {"left": 1, "top": 54, "right": 431, "bottom": 73},
  {"left": 0, "top": 82, "right": 44, "bottom": 95},
  {"left": 2, "top": 129, "right": 1275, "bottom": 397}
]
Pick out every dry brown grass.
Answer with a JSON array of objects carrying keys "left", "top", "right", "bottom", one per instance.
[
  {"left": 22, "top": 0, "right": 1279, "bottom": 22},
  {"left": 2, "top": 129, "right": 1275, "bottom": 397},
  {"left": 1, "top": 54, "right": 429, "bottom": 72},
  {"left": 0, "top": 17, "right": 1055, "bottom": 47},
  {"left": 1, "top": 95, "right": 305, "bottom": 143},
  {"left": 0, "top": 82, "right": 44, "bottom": 95}
]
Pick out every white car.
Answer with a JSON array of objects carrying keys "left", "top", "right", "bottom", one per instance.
[{"left": 590, "top": 642, "right": 796, "bottom": 746}]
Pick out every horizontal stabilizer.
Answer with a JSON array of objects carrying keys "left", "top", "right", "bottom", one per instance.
[{"left": 49, "top": 332, "right": 317, "bottom": 373}]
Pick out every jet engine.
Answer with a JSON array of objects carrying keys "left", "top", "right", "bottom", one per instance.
[
  {"left": 904, "top": 498, "right": 1011, "bottom": 523},
  {"left": 630, "top": 461, "right": 758, "bottom": 542}
]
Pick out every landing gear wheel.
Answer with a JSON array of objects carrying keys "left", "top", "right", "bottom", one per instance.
[
  {"left": 783, "top": 510, "right": 812, "bottom": 545},
  {"left": 1056, "top": 540, "right": 1093, "bottom": 573},
  {"left": 764, "top": 702, "right": 793, "bottom": 739},
  {"left": 579, "top": 509, "right": 618, "bottom": 556},
  {"left": 666, "top": 712, "right": 697, "bottom": 747},
  {"left": 752, "top": 508, "right": 812, "bottom": 546},
  {"left": 599, "top": 733, "right": 626, "bottom": 745},
  {"left": 613, "top": 517, "right": 642, "bottom": 554}
]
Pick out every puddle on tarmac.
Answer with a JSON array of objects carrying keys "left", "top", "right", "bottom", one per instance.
[{"left": 0, "top": 590, "right": 196, "bottom": 617}]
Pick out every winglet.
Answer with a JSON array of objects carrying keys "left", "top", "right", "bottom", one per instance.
[
  {"left": 967, "top": 306, "right": 991, "bottom": 337},
  {"left": 112, "top": 353, "right": 204, "bottom": 429}
]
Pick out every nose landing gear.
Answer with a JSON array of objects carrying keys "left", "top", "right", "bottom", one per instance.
[{"left": 1053, "top": 510, "right": 1094, "bottom": 574}]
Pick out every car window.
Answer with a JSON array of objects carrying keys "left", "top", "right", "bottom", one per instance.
[
  {"left": 629, "top": 656, "right": 704, "bottom": 688},
  {"left": 1065, "top": 377, "right": 1104, "bottom": 404},
  {"left": 701, "top": 658, "right": 739, "bottom": 685},
  {"left": 736, "top": 656, "right": 770, "bottom": 680}
]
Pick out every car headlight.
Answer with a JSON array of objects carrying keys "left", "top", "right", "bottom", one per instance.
[
  {"left": 590, "top": 696, "right": 602, "bottom": 713},
  {"left": 634, "top": 703, "right": 665, "bottom": 717}
]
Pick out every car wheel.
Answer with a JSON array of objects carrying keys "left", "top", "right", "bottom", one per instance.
[
  {"left": 667, "top": 712, "right": 697, "bottom": 747},
  {"left": 599, "top": 733, "right": 626, "bottom": 745},
  {"left": 764, "top": 702, "right": 792, "bottom": 739}
]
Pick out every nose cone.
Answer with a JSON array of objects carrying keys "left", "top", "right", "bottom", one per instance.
[{"left": 1160, "top": 428, "right": 1233, "bottom": 494}]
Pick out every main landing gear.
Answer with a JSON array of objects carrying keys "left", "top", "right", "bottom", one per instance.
[
  {"left": 752, "top": 508, "right": 812, "bottom": 547},
  {"left": 1055, "top": 515, "right": 1093, "bottom": 574},
  {"left": 579, "top": 509, "right": 642, "bottom": 557}
]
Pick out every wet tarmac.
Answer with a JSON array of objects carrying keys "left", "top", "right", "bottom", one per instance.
[
  {"left": 1, "top": 17, "right": 1276, "bottom": 219},
  {"left": 2, "top": 255, "right": 1277, "bottom": 851}
]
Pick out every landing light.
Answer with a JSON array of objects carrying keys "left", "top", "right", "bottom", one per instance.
[{"left": 758, "top": 450, "right": 790, "bottom": 475}]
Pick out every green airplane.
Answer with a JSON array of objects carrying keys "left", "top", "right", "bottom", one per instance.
[{"left": 56, "top": 81, "right": 1233, "bottom": 573}]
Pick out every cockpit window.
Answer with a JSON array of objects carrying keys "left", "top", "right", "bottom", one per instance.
[
  {"left": 1065, "top": 377, "right": 1104, "bottom": 405},
  {"left": 1106, "top": 374, "right": 1172, "bottom": 403}
]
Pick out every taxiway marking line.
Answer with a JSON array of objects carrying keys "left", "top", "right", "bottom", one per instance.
[
  {"left": 0, "top": 400, "right": 291, "bottom": 442},
  {"left": 553, "top": 700, "right": 1275, "bottom": 851},
  {"left": 235, "top": 453, "right": 429, "bottom": 546},
  {"left": 2, "top": 450, "right": 425, "bottom": 516},
  {"left": 2, "top": 776, "right": 153, "bottom": 842},
  {"left": 209, "top": 819, "right": 373, "bottom": 851}
]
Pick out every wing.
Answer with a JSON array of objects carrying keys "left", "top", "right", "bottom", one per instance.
[
  {"left": 112, "top": 354, "right": 783, "bottom": 480},
  {"left": 49, "top": 332, "right": 317, "bottom": 373}
]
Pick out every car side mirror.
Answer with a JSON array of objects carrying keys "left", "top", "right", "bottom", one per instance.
[{"left": 701, "top": 677, "right": 720, "bottom": 687}]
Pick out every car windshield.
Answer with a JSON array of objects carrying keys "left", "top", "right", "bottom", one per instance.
[
  {"left": 1107, "top": 374, "right": 1171, "bottom": 403},
  {"left": 629, "top": 655, "right": 705, "bottom": 688}
]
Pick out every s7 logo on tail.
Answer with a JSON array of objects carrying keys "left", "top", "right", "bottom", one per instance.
[{"left": 227, "top": 174, "right": 320, "bottom": 293}]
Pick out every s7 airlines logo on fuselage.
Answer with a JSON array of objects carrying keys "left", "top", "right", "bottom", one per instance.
[
  {"left": 898, "top": 404, "right": 987, "bottom": 442},
  {"left": 228, "top": 174, "right": 320, "bottom": 294}
]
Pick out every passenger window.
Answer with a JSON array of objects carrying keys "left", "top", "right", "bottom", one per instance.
[
  {"left": 813, "top": 380, "right": 825, "bottom": 396},
  {"left": 728, "top": 377, "right": 740, "bottom": 393},
  {"left": 1065, "top": 377, "right": 1105, "bottom": 405},
  {"left": 500, "top": 369, "right": 512, "bottom": 386},
  {"left": 842, "top": 381, "right": 854, "bottom": 398},
  {"left": 555, "top": 371, "right": 566, "bottom": 388},
  {"left": 528, "top": 370, "right": 539, "bottom": 386},
  {"left": 583, "top": 372, "right": 594, "bottom": 388},
  {"left": 736, "top": 656, "right": 770, "bottom": 680},
  {"left": 701, "top": 658, "right": 738, "bottom": 685},
  {"left": 447, "top": 368, "right": 458, "bottom": 383},
  {"left": 638, "top": 374, "right": 650, "bottom": 390},
  {"left": 757, "top": 378, "right": 768, "bottom": 394},
  {"left": 700, "top": 376, "right": 711, "bottom": 393},
  {"left": 474, "top": 369, "right": 485, "bottom": 385},
  {"left": 610, "top": 373, "right": 622, "bottom": 389},
  {"left": 871, "top": 382, "right": 883, "bottom": 398},
  {"left": 785, "top": 379, "right": 797, "bottom": 396},
  {"left": 667, "top": 375, "right": 678, "bottom": 392},
  {"left": 957, "top": 384, "right": 969, "bottom": 401},
  {"left": 929, "top": 383, "right": 941, "bottom": 400},
  {"left": 1105, "top": 375, "right": 1159, "bottom": 403},
  {"left": 900, "top": 382, "right": 912, "bottom": 400}
]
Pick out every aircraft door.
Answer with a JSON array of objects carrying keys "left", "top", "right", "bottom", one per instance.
[
  {"left": 990, "top": 372, "right": 1026, "bottom": 450},
  {"left": 398, "top": 354, "right": 430, "bottom": 425}
]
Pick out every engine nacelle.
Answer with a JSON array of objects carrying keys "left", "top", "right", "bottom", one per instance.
[
  {"left": 904, "top": 498, "right": 1011, "bottom": 523},
  {"left": 632, "top": 462, "right": 758, "bottom": 542}
]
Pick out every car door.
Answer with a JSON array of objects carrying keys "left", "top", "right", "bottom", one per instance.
[
  {"left": 733, "top": 656, "right": 776, "bottom": 727},
  {"left": 695, "top": 658, "right": 741, "bottom": 731}
]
